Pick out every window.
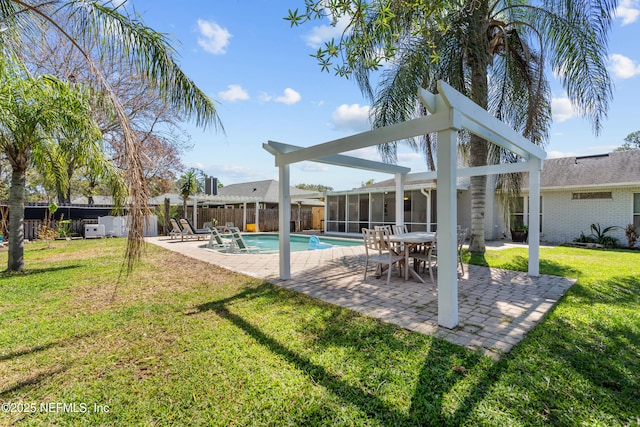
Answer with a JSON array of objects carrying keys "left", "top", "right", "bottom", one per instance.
[
  {"left": 634, "top": 193, "right": 640, "bottom": 229},
  {"left": 572, "top": 192, "right": 612, "bottom": 200}
]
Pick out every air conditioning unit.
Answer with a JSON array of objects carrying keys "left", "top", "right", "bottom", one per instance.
[{"left": 84, "top": 224, "right": 105, "bottom": 238}]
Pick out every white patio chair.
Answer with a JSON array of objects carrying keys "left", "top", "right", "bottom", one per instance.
[
  {"left": 410, "top": 232, "right": 437, "bottom": 283},
  {"left": 362, "top": 227, "right": 404, "bottom": 285},
  {"left": 392, "top": 224, "right": 408, "bottom": 235},
  {"left": 457, "top": 226, "right": 468, "bottom": 276}
]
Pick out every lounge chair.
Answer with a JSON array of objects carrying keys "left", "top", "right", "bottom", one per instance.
[
  {"left": 207, "top": 226, "right": 230, "bottom": 249},
  {"left": 227, "top": 226, "right": 260, "bottom": 253},
  {"left": 362, "top": 227, "right": 404, "bottom": 285},
  {"left": 169, "top": 217, "right": 185, "bottom": 239},
  {"left": 179, "top": 218, "right": 211, "bottom": 241}
]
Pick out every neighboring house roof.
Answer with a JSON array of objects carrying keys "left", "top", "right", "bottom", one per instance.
[
  {"left": 150, "top": 180, "right": 324, "bottom": 206},
  {"left": 69, "top": 195, "right": 117, "bottom": 205},
  {"left": 217, "top": 179, "right": 323, "bottom": 205},
  {"left": 328, "top": 176, "right": 469, "bottom": 195},
  {"left": 524, "top": 150, "right": 640, "bottom": 190}
]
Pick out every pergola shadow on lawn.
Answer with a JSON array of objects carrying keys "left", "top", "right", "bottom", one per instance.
[
  {"left": 264, "top": 80, "right": 546, "bottom": 329},
  {"left": 187, "top": 282, "right": 499, "bottom": 425}
]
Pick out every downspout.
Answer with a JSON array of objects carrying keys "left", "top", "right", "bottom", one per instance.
[{"left": 421, "top": 188, "right": 432, "bottom": 232}]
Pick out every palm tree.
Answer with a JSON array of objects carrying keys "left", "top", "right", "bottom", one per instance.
[
  {"left": 0, "top": 1, "right": 222, "bottom": 271},
  {"left": 0, "top": 60, "right": 101, "bottom": 271},
  {"left": 288, "top": 0, "right": 614, "bottom": 252},
  {"left": 178, "top": 168, "right": 203, "bottom": 220}
]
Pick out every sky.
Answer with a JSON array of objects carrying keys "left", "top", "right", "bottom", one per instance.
[{"left": 126, "top": 0, "right": 640, "bottom": 191}]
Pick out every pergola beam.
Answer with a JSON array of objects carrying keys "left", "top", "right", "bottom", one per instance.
[
  {"left": 273, "top": 111, "right": 452, "bottom": 167},
  {"left": 265, "top": 140, "right": 410, "bottom": 174}
]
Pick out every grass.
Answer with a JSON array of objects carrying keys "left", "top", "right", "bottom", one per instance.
[{"left": 0, "top": 240, "right": 638, "bottom": 426}]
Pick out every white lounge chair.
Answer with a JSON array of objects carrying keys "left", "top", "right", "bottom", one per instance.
[
  {"left": 227, "top": 227, "right": 260, "bottom": 253},
  {"left": 169, "top": 217, "right": 185, "bottom": 239},
  {"left": 207, "top": 226, "right": 230, "bottom": 249},
  {"left": 179, "top": 218, "right": 210, "bottom": 241}
]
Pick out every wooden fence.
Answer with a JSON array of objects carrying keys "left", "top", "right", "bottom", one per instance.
[
  {"left": 164, "top": 207, "right": 313, "bottom": 234},
  {"left": 23, "top": 219, "right": 96, "bottom": 241},
  {"left": 5, "top": 207, "right": 315, "bottom": 240}
]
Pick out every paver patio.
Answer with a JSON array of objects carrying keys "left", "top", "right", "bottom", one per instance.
[{"left": 147, "top": 236, "right": 575, "bottom": 359}]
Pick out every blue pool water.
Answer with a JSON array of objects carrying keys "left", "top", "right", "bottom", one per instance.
[{"left": 238, "top": 233, "right": 361, "bottom": 253}]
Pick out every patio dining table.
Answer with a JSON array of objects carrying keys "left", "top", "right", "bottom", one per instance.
[{"left": 388, "top": 231, "right": 436, "bottom": 283}]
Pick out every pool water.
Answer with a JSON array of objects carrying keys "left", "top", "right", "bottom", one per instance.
[{"left": 239, "top": 233, "right": 361, "bottom": 253}]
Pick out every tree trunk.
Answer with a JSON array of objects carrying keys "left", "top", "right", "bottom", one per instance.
[
  {"left": 8, "top": 167, "right": 27, "bottom": 271},
  {"left": 466, "top": 2, "right": 490, "bottom": 253}
]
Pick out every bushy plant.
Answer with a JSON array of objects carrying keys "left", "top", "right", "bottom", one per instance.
[
  {"left": 574, "top": 231, "right": 597, "bottom": 244},
  {"left": 625, "top": 224, "right": 639, "bottom": 248},
  {"left": 589, "top": 223, "right": 620, "bottom": 247}
]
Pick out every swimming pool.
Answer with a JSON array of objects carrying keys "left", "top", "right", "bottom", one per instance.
[{"left": 214, "top": 233, "right": 361, "bottom": 254}]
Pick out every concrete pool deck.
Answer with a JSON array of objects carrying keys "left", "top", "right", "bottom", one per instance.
[{"left": 147, "top": 236, "right": 575, "bottom": 359}]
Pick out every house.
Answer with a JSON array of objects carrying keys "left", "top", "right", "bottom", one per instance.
[
  {"left": 321, "top": 150, "right": 640, "bottom": 246},
  {"left": 150, "top": 179, "right": 325, "bottom": 231},
  {"left": 508, "top": 150, "right": 640, "bottom": 245}
]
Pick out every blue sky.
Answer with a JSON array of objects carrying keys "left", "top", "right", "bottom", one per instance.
[{"left": 127, "top": 0, "right": 640, "bottom": 191}]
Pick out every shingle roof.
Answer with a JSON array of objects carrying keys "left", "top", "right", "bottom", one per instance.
[
  {"left": 528, "top": 151, "right": 640, "bottom": 189},
  {"left": 217, "top": 179, "right": 320, "bottom": 203},
  {"left": 149, "top": 180, "right": 323, "bottom": 206}
]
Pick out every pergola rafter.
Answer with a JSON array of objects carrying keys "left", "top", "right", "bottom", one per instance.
[{"left": 263, "top": 80, "right": 546, "bottom": 329}]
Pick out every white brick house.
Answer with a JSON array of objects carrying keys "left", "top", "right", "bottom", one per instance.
[
  {"left": 323, "top": 150, "right": 640, "bottom": 246},
  {"left": 500, "top": 150, "right": 640, "bottom": 246}
]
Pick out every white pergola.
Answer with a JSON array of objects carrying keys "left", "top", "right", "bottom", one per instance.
[{"left": 263, "top": 80, "right": 546, "bottom": 329}]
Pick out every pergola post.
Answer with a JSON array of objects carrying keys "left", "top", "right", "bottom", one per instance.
[
  {"left": 279, "top": 165, "right": 291, "bottom": 280},
  {"left": 395, "top": 173, "right": 404, "bottom": 227},
  {"left": 255, "top": 201, "right": 260, "bottom": 232},
  {"left": 436, "top": 128, "right": 459, "bottom": 328},
  {"left": 528, "top": 158, "right": 542, "bottom": 276},
  {"left": 243, "top": 202, "right": 247, "bottom": 231}
]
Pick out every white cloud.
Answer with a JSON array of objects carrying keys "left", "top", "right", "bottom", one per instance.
[
  {"left": 218, "top": 84, "right": 249, "bottom": 102},
  {"left": 331, "top": 104, "right": 371, "bottom": 132},
  {"left": 260, "top": 88, "right": 301, "bottom": 105},
  {"left": 197, "top": 19, "right": 231, "bottom": 55},
  {"left": 275, "top": 88, "right": 301, "bottom": 105},
  {"left": 344, "top": 147, "right": 380, "bottom": 161},
  {"left": 608, "top": 53, "right": 640, "bottom": 78},
  {"left": 551, "top": 97, "right": 577, "bottom": 122},
  {"left": 304, "top": 16, "right": 350, "bottom": 48},
  {"left": 546, "top": 150, "right": 579, "bottom": 159},
  {"left": 614, "top": 0, "right": 640, "bottom": 25}
]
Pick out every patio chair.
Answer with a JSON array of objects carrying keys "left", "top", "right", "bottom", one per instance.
[
  {"left": 179, "top": 218, "right": 211, "bottom": 241},
  {"left": 169, "top": 217, "right": 185, "bottom": 240},
  {"left": 227, "top": 226, "right": 260, "bottom": 253},
  {"left": 457, "top": 226, "right": 468, "bottom": 276},
  {"left": 362, "top": 227, "right": 404, "bottom": 285},
  {"left": 207, "top": 226, "right": 230, "bottom": 249},
  {"left": 392, "top": 224, "right": 408, "bottom": 235},
  {"left": 410, "top": 232, "right": 437, "bottom": 283}
]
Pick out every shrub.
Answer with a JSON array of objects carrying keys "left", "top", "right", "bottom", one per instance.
[{"left": 626, "top": 224, "right": 639, "bottom": 248}]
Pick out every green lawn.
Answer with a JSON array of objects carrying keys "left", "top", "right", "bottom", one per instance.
[{"left": 0, "top": 240, "right": 638, "bottom": 426}]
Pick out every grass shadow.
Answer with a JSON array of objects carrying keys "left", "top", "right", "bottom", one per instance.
[
  {"left": 0, "top": 331, "right": 96, "bottom": 362},
  {"left": 190, "top": 282, "right": 510, "bottom": 425},
  {"left": 0, "top": 365, "right": 69, "bottom": 397},
  {"left": 0, "top": 264, "right": 81, "bottom": 279}
]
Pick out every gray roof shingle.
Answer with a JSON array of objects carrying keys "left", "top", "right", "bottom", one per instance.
[{"left": 529, "top": 151, "right": 640, "bottom": 189}]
